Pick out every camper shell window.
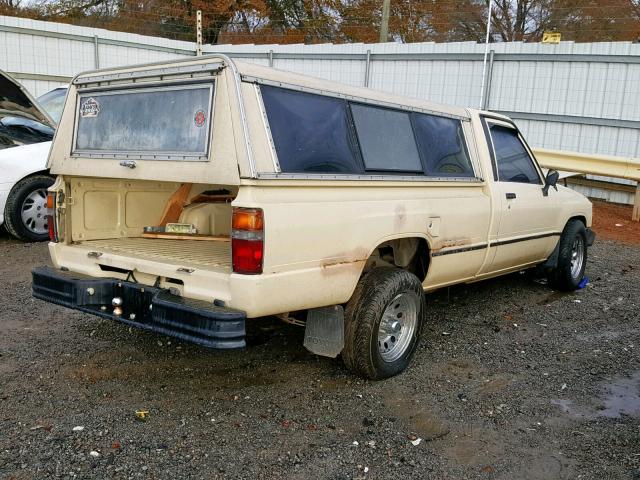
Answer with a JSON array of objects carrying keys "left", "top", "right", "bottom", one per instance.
[
  {"left": 73, "top": 83, "right": 214, "bottom": 160},
  {"left": 258, "top": 83, "right": 478, "bottom": 180},
  {"left": 260, "top": 85, "right": 361, "bottom": 174},
  {"left": 412, "top": 113, "right": 474, "bottom": 177},
  {"left": 350, "top": 103, "right": 423, "bottom": 173}
]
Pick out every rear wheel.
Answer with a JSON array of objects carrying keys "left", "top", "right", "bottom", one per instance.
[
  {"left": 343, "top": 268, "right": 425, "bottom": 380},
  {"left": 3, "top": 175, "right": 53, "bottom": 242},
  {"left": 547, "top": 219, "right": 587, "bottom": 292}
]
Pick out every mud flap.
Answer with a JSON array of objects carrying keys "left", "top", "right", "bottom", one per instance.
[{"left": 303, "top": 305, "right": 344, "bottom": 358}]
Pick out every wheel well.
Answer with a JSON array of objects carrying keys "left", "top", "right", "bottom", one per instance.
[
  {"left": 569, "top": 215, "right": 587, "bottom": 228},
  {"left": 27, "top": 170, "right": 52, "bottom": 179},
  {"left": 365, "top": 237, "right": 430, "bottom": 282}
]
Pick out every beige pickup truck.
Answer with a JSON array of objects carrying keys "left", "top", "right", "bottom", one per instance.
[{"left": 33, "top": 55, "right": 594, "bottom": 379}]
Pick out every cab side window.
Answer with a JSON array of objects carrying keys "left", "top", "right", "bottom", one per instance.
[{"left": 489, "top": 124, "right": 541, "bottom": 184}]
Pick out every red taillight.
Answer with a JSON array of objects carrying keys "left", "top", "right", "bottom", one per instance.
[
  {"left": 232, "top": 238, "right": 264, "bottom": 274},
  {"left": 232, "top": 208, "right": 263, "bottom": 274},
  {"left": 46, "top": 192, "right": 58, "bottom": 242}
]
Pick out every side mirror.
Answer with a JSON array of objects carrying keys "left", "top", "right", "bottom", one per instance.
[{"left": 542, "top": 169, "right": 559, "bottom": 197}]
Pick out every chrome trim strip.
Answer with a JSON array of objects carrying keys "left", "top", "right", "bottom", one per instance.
[
  {"left": 431, "top": 243, "right": 488, "bottom": 257},
  {"left": 255, "top": 172, "right": 484, "bottom": 182},
  {"left": 228, "top": 59, "right": 257, "bottom": 178},
  {"left": 431, "top": 232, "right": 562, "bottom": 257},
  {"left": 240, "top": 76, "right": 470, "bottom": 122},
  {"left": 74, "top": 62, "right": 224, "bottom": 86},
  {"left": 72, "top": 83, "right": 215, "bottom": 161},
  {"left": 491, "top": 232, "right": 561, "bottom": 247},
  {"left": 254, "top": 84, "right": 280, "bottom": 173},
  {"left": 74, "top": 75, "right": 218, "bottom": 93}
]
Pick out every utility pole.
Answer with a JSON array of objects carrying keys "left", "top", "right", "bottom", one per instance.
[
  {"left": 479, "top": 0, "right": 493, "bottom": 108},
  {"left": 379, "top": 0, "right": 390, "bottom": 43},
  {"left": 196, "top": 10, "right": 203, "bottom": 56}
]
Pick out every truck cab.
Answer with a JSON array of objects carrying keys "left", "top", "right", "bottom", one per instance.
[{"left": 33, "top": 55, "right": 594, "bottom": 379}]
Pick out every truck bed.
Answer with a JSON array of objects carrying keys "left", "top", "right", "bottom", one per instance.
[{"left": 76, "top": 238, "right": 232, "bottom": 272}]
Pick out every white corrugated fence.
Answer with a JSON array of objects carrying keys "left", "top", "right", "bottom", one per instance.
[{"left": 1, "top": 15, "right": 638, "bottom": 204}]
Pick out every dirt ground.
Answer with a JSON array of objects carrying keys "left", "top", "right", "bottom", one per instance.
[
  {"left": 591, "top": 200, "right": 640, "bottom": 245},
  {"left": 1, "top": 209, "right": 639, "bottom": 479}
]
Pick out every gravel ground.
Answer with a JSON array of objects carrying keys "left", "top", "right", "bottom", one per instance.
[{"left": 1, "top": 231, "right": 639, "bottom": 480}]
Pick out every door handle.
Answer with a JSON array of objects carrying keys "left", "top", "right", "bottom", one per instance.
[{"left": 505, "top": 192, "right": 517, "bottom": 200}]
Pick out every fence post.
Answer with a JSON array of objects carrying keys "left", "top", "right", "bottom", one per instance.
[
  {"left": 196, "top": 11, "right": 203, "bottom": 56},
  {"left": 93, "top": 35, "right": 100, "bottom": 68},
  {"left": 633, "top": 184, "right": 640, "bottom": 222},
  {"left": 269, "top": 49, "right": 274, "bottom": 67},
  {"left": 364, "top": 49, "right": 371, "bottom": 87},
  {"left": 482, "top": 49, "right": 495, "bottom": 110}
]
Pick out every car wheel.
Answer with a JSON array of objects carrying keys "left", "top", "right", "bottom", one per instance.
[
  {"left": 547, "top": 219, "right": 587, "bottom": 292},
  {"left": 342, "top": 267, "right": 425, "bottom": 380},
  {"left": 3, "top": 174, "right": 54, "bottom": 242}
]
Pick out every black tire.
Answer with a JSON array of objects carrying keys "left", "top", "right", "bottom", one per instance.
[
  {"left": 343, "top": 267, "right": 425, "bottom": 380},
  {"left": 3, "top": 174, "right": 54, "bottom": 242},
  {"left": 547, "top": 219, "right": 587, "bottom": 292}
]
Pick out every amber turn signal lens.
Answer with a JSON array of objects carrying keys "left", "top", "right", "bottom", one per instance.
[
  {"left": 46, "top": 192, "right": 56, "bottom": 210},
  {"left": 232, "top": 208, "right": 264, "bottom": 231}
]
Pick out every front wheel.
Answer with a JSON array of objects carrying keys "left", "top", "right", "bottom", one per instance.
[
  {"left": 342, "top": 268, "right": 425, "bottom": 380},
  {"left": 548, "top": 219, "right": 587, "bottom": 292}
]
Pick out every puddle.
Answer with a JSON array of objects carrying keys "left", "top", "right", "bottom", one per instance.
[
  {"left": 551, "top": 371, "right": 640, "bottom": 419},
  {"left": 599, "top": 371, "right": 640, "bottom": 418},
  {"left": 383, "top": 396, "right": 450, "bottom": 441},
  {"left": 550, "top": 399, "right": 573, "bottom": 414}
]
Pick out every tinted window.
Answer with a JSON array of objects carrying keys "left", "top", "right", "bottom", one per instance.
[
  {"left": 37, "top": 87, "right": 67, "bottom": 124},
  {"left": 351, "top": 104, "right": 422, "bottom": 172},
  {"left": 489, "top": 125, "right": 540, "bottom": 184},
  {"left": 261, "top": 86, "right": 361, "bottom": 174},
  {"left": 412, "top": 113, "right": 474, "bottom": 177},
  {"left": 0, "top": 117, "right": 54, "bottom": 150},
  {"left": 75, "top": 84, "right": 213, "bottom": 157}
]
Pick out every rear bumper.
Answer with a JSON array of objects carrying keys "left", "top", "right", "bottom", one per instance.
[
  {"left": 586, "top": 228, "right": 596, "bottom": 246},
  {"left": 32, "top": 266, "right": 246, "bottom": 349}
]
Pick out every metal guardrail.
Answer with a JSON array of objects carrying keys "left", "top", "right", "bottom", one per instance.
[
  {"left": 533, "top": 148, "right": 640, "bottom": 182},
  {"left": 533, "top": 148, "right": 640, "bottom": 221}
]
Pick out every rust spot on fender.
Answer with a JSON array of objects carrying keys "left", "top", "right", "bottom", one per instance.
[
  {"left": 431, "top": 237, "right": 472, "bottom": 253},
  {"left": 320, "top": 247, "right": 369, "bottom": 275}
]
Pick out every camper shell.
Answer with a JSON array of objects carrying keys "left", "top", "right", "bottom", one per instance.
[{"left": 33, "top": 55, "right": 594, "bottom": 379}]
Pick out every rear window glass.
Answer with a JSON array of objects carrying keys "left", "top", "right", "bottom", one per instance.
[
  {"left": 74, "top": 84, "right": 213, "bottom": 159},
  {"left": 351, "top": 104, "right": 422, "bottom": 172},
  {"left": 260, "top": 85, "right": 361, "bottom": 174},
  {"left": 412, "top": 113, "right": 474, "bottom": 177}
]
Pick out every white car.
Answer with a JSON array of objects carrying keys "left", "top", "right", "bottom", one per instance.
[{"left": 0, "top": 71, "right": 67, "bottom": 241}]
